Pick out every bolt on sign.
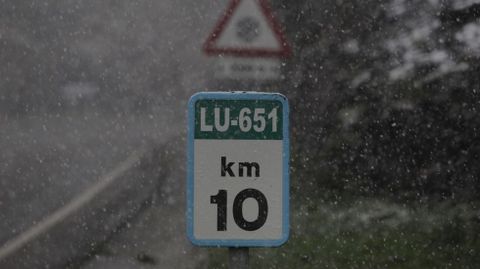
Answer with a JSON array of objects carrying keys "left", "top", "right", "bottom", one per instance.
[{"left": 187, "top": 92, "right": 289, "bottom": 247}]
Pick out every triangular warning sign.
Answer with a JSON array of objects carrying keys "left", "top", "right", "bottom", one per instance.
[{"left": 203, "top": 0, "right": 292, "bottom": 58}]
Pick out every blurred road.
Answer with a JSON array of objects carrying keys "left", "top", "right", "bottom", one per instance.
[
  {"left": 0, "top": 112, "right": 161, "bottom": 241},
  {"left": 0, "top": 0, "right": 230, "bottom": 267},
  {"left": 0, "top": 111, "right": 179, "bottom": 267},
  {"left": 81, "top": 137, "right": 207, "bottom": 269}
]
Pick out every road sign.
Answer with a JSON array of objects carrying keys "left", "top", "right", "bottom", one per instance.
[
  {"left": 203, "top": 0, "right": 291, "bottom": 58},
  {"left": 187, "top": 92, "right": 289, "bottom": 247},
  {"left": 213, "top": 57, "right": 281, "bottom": 80}
]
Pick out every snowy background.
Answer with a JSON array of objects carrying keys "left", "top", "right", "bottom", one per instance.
[{"left": 1, "top": 0, "right": 480, "bottom": 268}]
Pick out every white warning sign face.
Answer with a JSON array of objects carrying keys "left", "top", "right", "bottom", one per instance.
[
  {"left": 216, "top": 0, "right": 280, "bottom": 50},
  {"left": 203, "top": 0, "right": 291, "bottom": 58}
]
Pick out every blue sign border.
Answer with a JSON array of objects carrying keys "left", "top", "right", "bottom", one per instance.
[{"left": 186, "top": 92, "right": 289, "bottom": 247}]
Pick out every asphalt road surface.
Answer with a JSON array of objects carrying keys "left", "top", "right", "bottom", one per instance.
[
  {"left": 0, "top": 0, "right": 228, "bottom": 267},
  {"left": 0, "top": 111, "right": 181, "bottom": 267}
]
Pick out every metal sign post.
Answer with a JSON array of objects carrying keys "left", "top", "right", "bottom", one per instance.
[{"left": 229, "top": 247, "right": 249, "bottom": 269}]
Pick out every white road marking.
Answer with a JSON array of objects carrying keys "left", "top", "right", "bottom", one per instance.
[{"left": 0, "top": 149, "right": 146, "bottom": 260}]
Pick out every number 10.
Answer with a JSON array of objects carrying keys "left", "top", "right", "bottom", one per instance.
[{"left": 210, "top": 188, "right": 268, "bottom": 231}]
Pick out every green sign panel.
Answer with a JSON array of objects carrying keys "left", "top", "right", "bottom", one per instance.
[{"left": 194, "top": 99, "right": 283, "bottom": 140}]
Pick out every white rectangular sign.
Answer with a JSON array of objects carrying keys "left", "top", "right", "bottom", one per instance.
[
  {"left": 187, "top": 92, "right": 289, "bottom": 247},
  {"left": 214, "top": 57, "right": 281, "bottom": 80}
]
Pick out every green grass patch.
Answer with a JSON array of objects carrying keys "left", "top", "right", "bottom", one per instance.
[{"left": 208, "top": 200, "right": 480, "bottom": 268}]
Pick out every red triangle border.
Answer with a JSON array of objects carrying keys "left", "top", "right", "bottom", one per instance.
[{"left": 203, "top": 0, "right": 292, "bottom": 58}]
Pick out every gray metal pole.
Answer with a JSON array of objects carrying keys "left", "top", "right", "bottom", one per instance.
[{"left": 229, "top": 247, "right": 249, "bottom": 269}]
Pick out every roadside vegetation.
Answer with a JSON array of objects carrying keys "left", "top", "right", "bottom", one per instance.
[
  {"left": 210, "top": 1, "right": 480, "bottom": 267},
  {"left": 209, "top": 199, "right": 480, "bottom": 268}
]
